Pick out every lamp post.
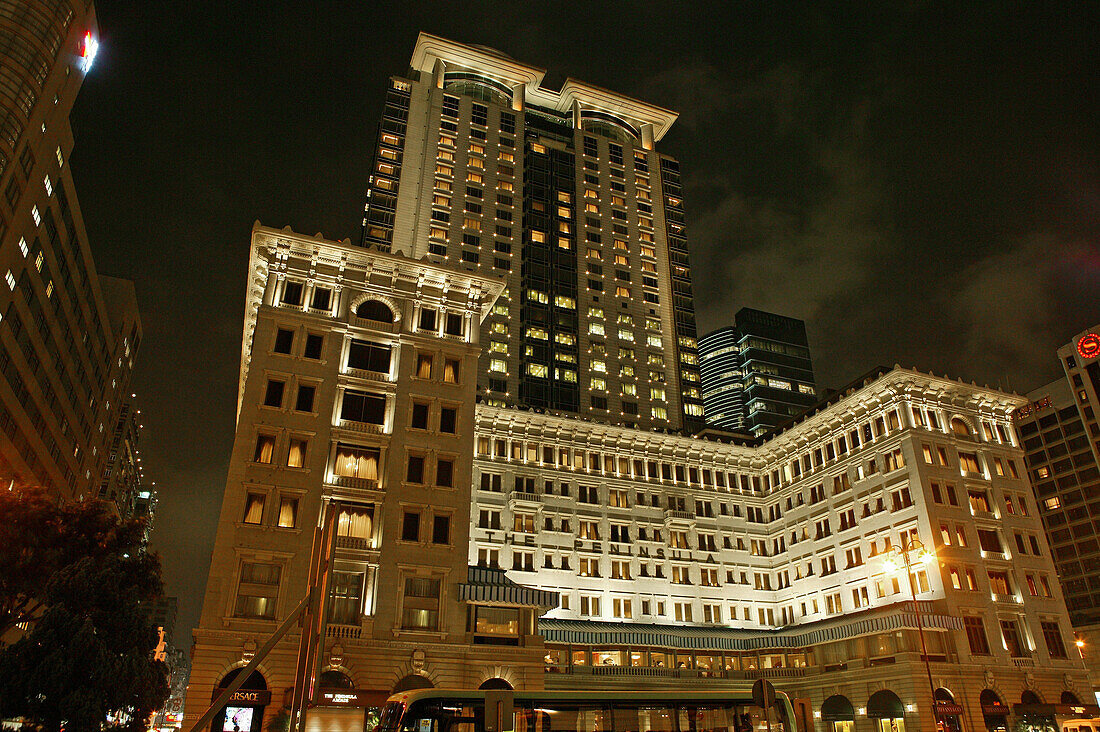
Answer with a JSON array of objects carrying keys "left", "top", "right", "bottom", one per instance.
[{"left": 883, "top": 540, "right": 940, "bottom": 730}]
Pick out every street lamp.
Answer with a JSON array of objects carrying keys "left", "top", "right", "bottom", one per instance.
[{"left": 883, "top": 540, "right": 939, "bottom": 728}]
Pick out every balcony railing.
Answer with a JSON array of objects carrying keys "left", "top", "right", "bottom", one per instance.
[
  {"left": 335, "top": 419, "right": 385, "bottom": 435},
  {"left": 511, "top": 492, "right": 542, "bottom": 504},
  {"left": 330, "top": 475, "right": 380, "bottom": 492},
  {"left": 343, "top": 368, "right": 392, "bottom": 383},
  {"left": 326, "top": 624, "right": 362, "bottom": 639},
  {"left": 335, "top": 535, "right": 371, "bottom": 551},
  {"left": 1011, "top": 657, "right": 1034, "bottom": 667},
  {"left": 665, "top": 509, "right": 694, "bottom": 522}
]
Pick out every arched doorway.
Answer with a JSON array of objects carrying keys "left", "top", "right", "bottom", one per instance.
[
  {"left": 479, "top": 678, "right": 513, "bottom": 691},
  {"left": 868, "top": 690, "right": 906, "bottom": 732},
  {"left": 934, "top": 688, "right": 964, "bottom": 732},
  {"left": 1019, "top": 691, "right": 1057, "bottom": 732},
  {"left": 1061, "top": 692, "right": 1081, "bottom": 705},
  {"left": 950, "top": 418, "right": 971, "bottom": 436},
  {"left": 213, "top": 669, "right": 269, "bottom": 732},
  {"left": 821, "top": 695, "right": 855, "bottom": 732},
  {"left": 356, "top": 300, "right": 394, "bottom": 323},
  {"left": 979, "top": 690, "right": 1008, "bottom": 732},
  {"left": 393, "top": 674, "right": 434, "bottom": 693}
]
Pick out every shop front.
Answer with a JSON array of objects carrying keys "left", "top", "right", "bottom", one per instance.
[
  {"left": 868, "top": 690, "right": 906, "bottom": 732},
  {"left": 210, "top": 670, "right": 270, "bottom": 732},
  {"left": 303, "top": 671, "right": 392, "bottom": 732},
  {"left": 821, "top": 695, "right": 855, "bottom": 732},
  {"left": 1012, "top": 693, "right": 1100, "bottom": 732},
  {"left": 981, "top": 690, "right": 1010, "bottom": 732},
  {"left": 934, "top": 688, "right": 965, "bottom": 732}
]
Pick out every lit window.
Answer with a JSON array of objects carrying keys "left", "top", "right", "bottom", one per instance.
[
  {"left": 618, "top": 329, "right": 634, "bottom": 342},
  {"left": 43, "top": 175, "right": 52, "bottom": 196},
  {"left": 647, "top": 335, "right": 663, "bottom": 348},
  {"left": 651, "top": 406, "right": 668, "bottom": 420},
  {"left": 554, "top": 295, "right": 575, "bottom": 309},
  {"left": 591, "top": 360, "right": 607, "bottom": 373},
  {"left": 17, "top": 237, "right": 28, "bottom": 257},
  {"left": 489, "top": 359, "right": 507, "bottom": 373},
  {"left": 4, "top": 271, "right": 15, "bottom": 291},
  {"left": 555, "top": 368, "right": 577, "bottom": 383},
  {"left": 527, "top": 363, "right": 548, "bottom": 378},
  {"left": 589, "top": 323, "right": 605, "bottom": 336},
  {"left": 31, "top": 206, "right": 41, "bottom": 226},
  {"left": 590, "top": 377, "right": 607, "bottom": 391},
  {"left": 615, "top": 286, "right": 630, "bottom": 297},
  {"left": 56, "top": 147, "right": 64, "bottom": 167}
]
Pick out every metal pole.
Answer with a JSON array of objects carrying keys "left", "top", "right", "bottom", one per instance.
[
  {"left": 188, "top": 594, "right": 311, "bottom": 732},
  {"left": 903, "top": 543, "right": 941, "bottom": 732}
]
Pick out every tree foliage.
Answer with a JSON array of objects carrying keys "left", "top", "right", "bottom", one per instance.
[{"left": 0, "top": 486, "right": 170, "bottom": 730}]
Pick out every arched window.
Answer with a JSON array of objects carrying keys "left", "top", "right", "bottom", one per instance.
[
  {"left": 867, "top": 690, "right": 905, "bottom": 722},
  {"left": 951, "top": 418, "right": 971, "bottom": 436},
  {"left": 320, "top": 670, "right": 353, "bottom": 689},
  {"left": 393, "top": 674, "right": 433, "bottom": 693},
  {"left": 1021, "top": 690, "right": 1042, "bottom": 705},
  {"left": 821, "top": 695, "right": 855, "bottom": 732},
  {"left": 1061, "top": 691, "right": 1081, "bottom": 705},
  {"left": 980, "top": 690, "right": 1008, "bottom": 732},
  {"left": 217, "top": 668, "right": 267, "bottom": 690},
  {"left": 356, "top": 300, "right": 393, "bottom": 323},
  {"left": 935, "top": 688, "right": 955, "bottom": 703},
  {"left": 479, "top": 678, "right": 513, "bottom": 690}
]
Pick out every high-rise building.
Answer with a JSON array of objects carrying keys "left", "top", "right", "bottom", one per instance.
[
  {"left": 1013, "top": 325, "right": 1100, "bottom": 695},
  {"left": 700, "top": 308, "right": 817, "bottom": 435},
  {"left": 361, "top": 33, "right": 704, "bottom": 433},
  {"left": 0, "top": 0, "right": 142, "bottom": 511}
]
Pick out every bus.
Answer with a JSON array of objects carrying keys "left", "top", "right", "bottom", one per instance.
[{"left": 376, "top": 687, "right": 798, "bottom": 732}]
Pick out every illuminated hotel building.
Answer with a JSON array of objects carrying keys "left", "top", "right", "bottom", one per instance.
[
  {"left": 186, "top": 36, "right": 1095, "bottom": 732},
  {"left": 360, "top": 34, "right": 705, "bottom": 433},
  {"left": 0, "top": 0, "right": 142, "bottom": 510}
]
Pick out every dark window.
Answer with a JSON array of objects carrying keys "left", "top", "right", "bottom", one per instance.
[
  {"left": 440, "top": 407, "right": 457, "bottom": 433},
  {"left": 977, "top": 529, "right": 1003, "bottom": 554},
  {"left": 411, "top": 402, "right": 429, "bottom": 429},
  {"left": 311, "top": 287, "right": 332, "bottom": 310},
  {"left": 282, "top": 281, "right": 303, "bottom": 306},
  {"left": 294, "top": 384, "right": 316, "bottom": 412},
  {"left": 407, "top": 455, "right": 425, "bottom": 483},
  {"left": 437, "top": 458, "right": 454, "bottom": 488},
  {"left": 432, "top": 515, "right": 450, "bottom": 544},
  {"left": 355, "top": 300, "right": 393, "bottom": 323},
  {"left": 402, "top": 512, "right": 420, "bottom": 542},
  {"left": 419, "top": 309, "right": 437, "bottom": 331},
  {"left": 263, "top": 380, "right": 285, "bottom": 407},
  {"left": 964, "top": 616, "right": 991, "bottom": 655},
  {"left": 1042, "top": 621, "right": 1067, "bottom": 658},
  {"left": 303, "top": 333, "right": 324, "bottom": 360},
  {"left": 445, "top": 313, "right": 464, "bottom": 336},
  {"left": 592, "top": 396, "right": 608, "bottom": 409},
  {"left": 273, "top": 328, "right": 294, "bottom": 354},
  {"left": 347, "top": 340, "right": 391, "bottom": 372},
  {"left": 340, "top": 391, "right": 386, "bottom": 424}
]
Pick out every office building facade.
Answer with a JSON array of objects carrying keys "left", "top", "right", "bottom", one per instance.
[
  {"left": 1013, "top": 325, "right": 1100, "bottom": 697},
  {"left": 700, "top": 309, "right": 818, "bottom": 435},
  {"left": 0, "top": 0, "right": 142, "bottom": 510},
  {"left": 361, "top": 33, "right": 704, "bottom": 433}
]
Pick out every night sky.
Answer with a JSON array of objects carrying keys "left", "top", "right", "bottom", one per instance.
[{"left": 69, "top": 2, "right": 1099, "bottom": 647}]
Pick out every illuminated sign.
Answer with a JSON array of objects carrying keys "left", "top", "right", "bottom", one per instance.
[
  {"left": 1078, "top": 333, "right": 1100, "bottom": 359},
  {"left": 80, "top": 31, "right": 99, "bottom": 73},
  {"left": 318, "top": 689, "right": 374, "bottom": 706},
  {"left": 209, "top": 689, "right": 272, "bottom": 706}
]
